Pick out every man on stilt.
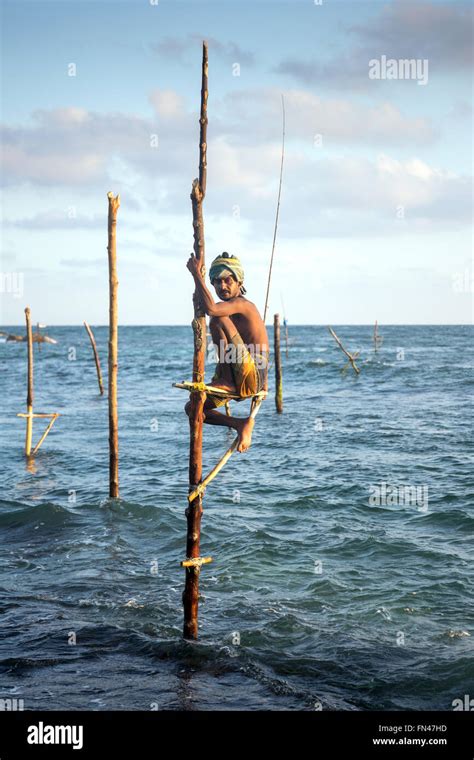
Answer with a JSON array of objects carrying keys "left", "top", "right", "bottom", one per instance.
[{"left": 185, "top": 251, "right": 269, "bottom": 452}]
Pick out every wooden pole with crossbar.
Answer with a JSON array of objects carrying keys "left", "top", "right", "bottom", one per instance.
[
  {"left": 25, "top": 307, "right": 34, "bottom": 455},
  {"left": 17, "top": 307, "right": 59, "bottom": 455}
]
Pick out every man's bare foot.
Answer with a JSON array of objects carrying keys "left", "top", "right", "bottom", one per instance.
[{"left": 235, "top": 416, "right": 255, "bottom": 453}]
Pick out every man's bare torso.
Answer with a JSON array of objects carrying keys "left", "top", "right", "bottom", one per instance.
[{"left": 227, "top": 297, "right": 269, "bottom": 352}]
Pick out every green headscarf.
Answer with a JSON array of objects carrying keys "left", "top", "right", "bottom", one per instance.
[{"left": 209, "top": 252, "right": 246, "bottom": 295}]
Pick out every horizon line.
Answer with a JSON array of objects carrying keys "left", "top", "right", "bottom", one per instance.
[{"left": 2, "top": 323, "right": 473, "bottom": 328}]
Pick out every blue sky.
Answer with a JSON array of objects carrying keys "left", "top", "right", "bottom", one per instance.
[{"left": 1, "top": 0, "right": 472, "bottom": 324}]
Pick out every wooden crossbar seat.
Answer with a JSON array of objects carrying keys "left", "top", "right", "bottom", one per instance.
[{"left": 173, "top": 381, "right": 266, "bottom": 402}]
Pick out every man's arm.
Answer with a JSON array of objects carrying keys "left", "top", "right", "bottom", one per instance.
[{"left": 187, "top": 255, "right": 249, "bottom": 317}]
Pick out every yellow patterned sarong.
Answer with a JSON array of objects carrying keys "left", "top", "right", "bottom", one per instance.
[{"left": 208, "top": 333, "right": 268, "bottom": 408}]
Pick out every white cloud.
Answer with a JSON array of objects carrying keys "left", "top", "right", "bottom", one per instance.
[
  {"left": 0, "top": 91, "right": 469, "bottom": 239},
  {"left": 217, "top": 88, "right": 436, "bottom": 145},
  {"left": 351, "top": 1, "right": 473, "bottom": 70},
  {"left": 275, "top": 1, "right": 473, "bottom": 90},
  {"left": 148, "top": 89, "right": 188, "bottom": 120},
  {"left": 3, "top": 210, "right": 104, "bottom": 230},
  {"left": 1, "top": 87, "right": 436, "bottom": 191},
  {"left": 151, "top": 34, "right": 256, "bottom": 67}
]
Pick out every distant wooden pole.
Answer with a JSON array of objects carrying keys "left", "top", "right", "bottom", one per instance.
[
  {"left": 107, "top": 191, "right": 120, "bottom": 498},
  {"left": 84, "top": 321, "right": 104, "bottom": 395},
  {"left": 183, "top": 41, "right": 209, "bottom": 641},
  {"left": 274, "top": 313, "right": 283, "bottom": 413},
  {"left": 328, "top": 326, "right": 360, "bottom": 375},
  {"left": 373, "top": 320, "right": 383, "bottom": 352},
  {"left": 281, "top": 293, "right": 289, "bottom": 358},
  {"left": 25, "top": 307, "right": 33, "bottom": 456}
]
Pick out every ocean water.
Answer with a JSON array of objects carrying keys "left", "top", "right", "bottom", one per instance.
[{"left": 0, "top": 324, "right": 472, "bottom": 711}]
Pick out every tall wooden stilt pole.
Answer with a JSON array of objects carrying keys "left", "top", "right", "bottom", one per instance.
[
  {"left": 182, "top": 41, "right": 209, "bottom": 640},
  {"left": 25, "top": 307, "right": 33, "bottom": 456},
  {"left": 84, "top": 321, "right": 105, "bottom": 395},
  {"left": 274, "top": 313, "right": 283, "bottom": 414},
  {"left": 107, "top": 191, "right": 120, "bottom": 498}
]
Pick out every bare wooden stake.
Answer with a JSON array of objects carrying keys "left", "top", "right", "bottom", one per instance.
[
  {"left": 183, "top": 41, "right": 209, "bottom": 641},
  {"left": 107, "top": 191, "right": 120, "bottom": 498},
  {"left": 31, "top": 414, "right": 59, "bottom": 455},
  {"left": 373, "top": 320, "right": 383, "bottom": 353},
  {"left": 84, "top": 321, "right": 105, "bottom": 395},
  {"left": 274, "top": 313, "right": 283, "bottom": 413},
  {"left": 328, "top": 326, "right": 361, "bottom": 375}
]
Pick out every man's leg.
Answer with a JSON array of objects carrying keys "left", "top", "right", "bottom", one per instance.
[
  {"left": 185, "top": 315, "right": 256, "bottom": 452},
  {"left": 184, "top": 397, "right": 255, "bottom": 453}
]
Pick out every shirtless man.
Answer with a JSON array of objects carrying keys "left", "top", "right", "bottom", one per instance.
[{"left": 185, "top": 251, "right": 269, "bottom": 452}]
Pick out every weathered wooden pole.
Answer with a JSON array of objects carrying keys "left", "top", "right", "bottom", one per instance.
[
  {"left": 328, "top": 326, "right": 361, "bottom": 375},
  {"left": 182, "top": 41, "right": 209, "bottom": 640},
  {"left": 25, "top": 307, "right": 33, "bottom": 456},
  {"left": 107, "top": 191, "right": 120, "bottom": 498},
  {"left": 84, "top": 321, "right": 104, "bottom": 395},
  {"left": 373, "top": 320, "right": 383, "bottom": 352},
  {"left": 274, "top": 313, "right": 283, "bottom": 413}
]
